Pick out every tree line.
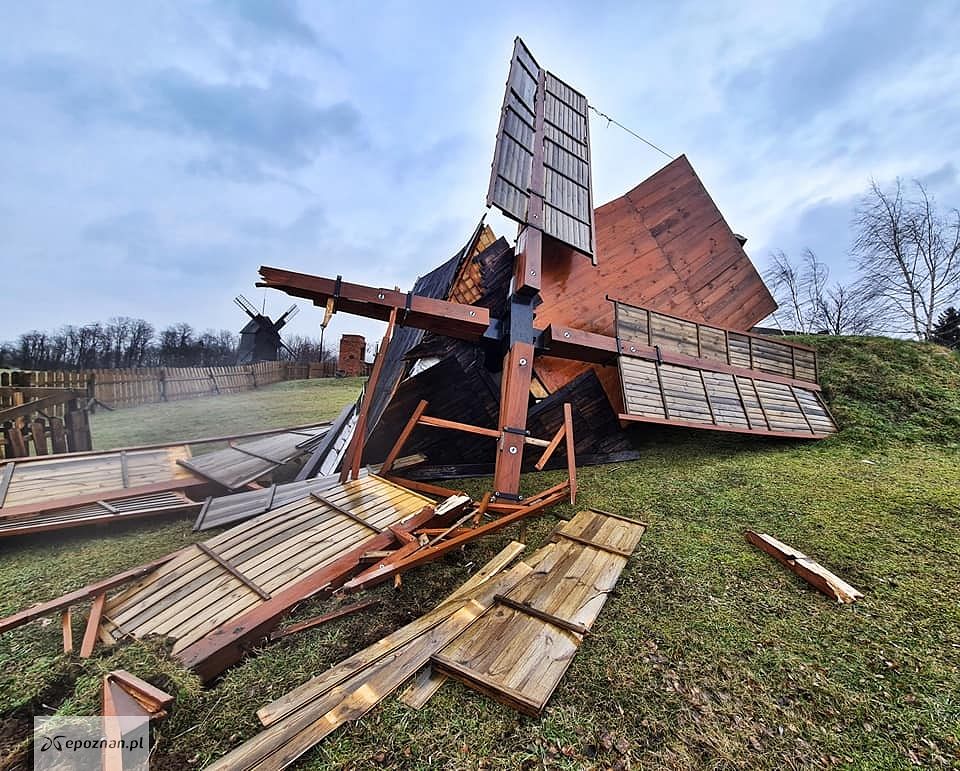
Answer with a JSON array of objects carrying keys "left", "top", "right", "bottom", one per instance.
[
  {"left": 765, "top": 178, "right": 960, "bottom": 347},
  {"left": 0, "top": 318, "right": 332, "bottom": 371}
]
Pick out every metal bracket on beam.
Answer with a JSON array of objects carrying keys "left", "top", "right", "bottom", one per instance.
[{"left": 331, "top": 275, "right": 343, "bottom": 312}]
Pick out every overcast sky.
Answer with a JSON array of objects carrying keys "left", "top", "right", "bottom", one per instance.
[{"left": 1, "top": 0, "right": 958, "bottom": 349}]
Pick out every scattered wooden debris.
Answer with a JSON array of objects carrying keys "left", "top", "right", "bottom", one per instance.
[
  {"left": 0, "top": 490, "right": 201, "bottom": 539},
  {"left": 177, "top": 426, "right": 329, "bottom": 491},
  {"left": 98, "top": 475, "right": 436, "bottom": 671},
  {"left": 269, "top": 598, "right": 381, "bottom": 641},
  {"left": 0, "top": 549, "right": 188, "bottom": 636},
  {"left": 208, "top": 541, "right": 530, "bottom": 770},
  {"left": 0, "top": 446, "right": 205, "bottom": 523},
  {"left": 102, "top": 670, "right": 173, "bottom": 770},
  {"left": 745, "top": 530, "right": 863, "bottom": 603},
  {"left": 432, "top": 509, "right": 646, "bottom": 715},
  {"left": 193, "top": 474, "right": 358, "bottom": 531}
]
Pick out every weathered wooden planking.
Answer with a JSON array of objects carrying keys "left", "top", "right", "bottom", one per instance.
[
  {"left": 615, "top": 300, "right": 819, "bottom": 384},
  {"left": 745, "top": 530, "right": 863, "bottom": 603},
  {"left": 100, "top": 476, "right": 433, "bottom": 654},
  {"left": 487, "top": 38, "right": 595, "bottom": 257},
  {"left": 0, "top": 446, "right": 200, "bottom": 517},
  {"left": 210, "top": 543, "right": 531, "bottom": 770},
  {"left": 0, "top": 490, "right": 199, "bottom": 538},
  {"left": 618, "top": 351, "right": 837, "bottom": 439},
  {"left": 194, "top": 474, "right": 361, "bottom": 531},
  {"left": 432, "top": 510, "right": 645, "bottom": 716},
  {"left": 177, "top": 427, "right": 328, "bottom": 491}
]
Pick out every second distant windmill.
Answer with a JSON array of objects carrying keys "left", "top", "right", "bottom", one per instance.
[{"left": 234, "top": 295, "right": 299, "bottom": 364}]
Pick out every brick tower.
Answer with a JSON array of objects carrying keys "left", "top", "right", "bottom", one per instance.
[{"left": 337, "top": 334, "right": 366, "bottom": 377}]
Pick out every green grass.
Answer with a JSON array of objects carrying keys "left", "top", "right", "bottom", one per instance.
[
  {"left": 89, "top": 377, "right": 365, "bottom": 449},
  {"left": 2, "top": 341, "right": 960, "bottom": 769}
]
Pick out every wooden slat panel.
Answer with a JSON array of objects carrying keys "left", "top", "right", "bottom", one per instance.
[{"left": 432, "top": 510, "right": 645, "bottom": 716}]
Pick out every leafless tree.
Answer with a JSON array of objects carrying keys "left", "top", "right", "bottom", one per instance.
[
  {"left": 765, "top": 249, "right": 884, "bottom": 335},
  {"left": 853, "top": 179, "right": 960, "bottom": 340}
]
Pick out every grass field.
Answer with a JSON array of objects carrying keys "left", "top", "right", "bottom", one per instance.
[{"left": 1, "top": 340, "right": 959, "bottom": 770}]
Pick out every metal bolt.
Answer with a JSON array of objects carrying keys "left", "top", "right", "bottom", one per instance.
[
  {"left": 529, "top": 269, "right": 537, "bottom": 276},
  {"left": 468, "top": 310, "right": 476, "bottom": 317},
  {"left": 630, "top": 346, "right": 637, "bottom": 353},
  {"left": 377, "top": 292, "right": 385, "bottom": 300},
  {"left": 563, "top": 331, "right": 571, "bottom": 338},
  {"left": 508, "top": 446, "right": 518, "bottom": 455},
  {"left": 519, "top": 357, "right": 528, "bottom": 366}
]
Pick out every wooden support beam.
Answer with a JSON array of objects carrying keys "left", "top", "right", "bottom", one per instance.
[
  {"left": 269, "top": 599, "right": 381, "bottom": 641},
  {"left": 563, "top": 402, "right": 577, "bottom": 505},
  {"left": 342, "top": 308, "right": 397, "bottom": 483},
  {"left": 197, "top": 543, "right": 272, "bottom": 601},
  {"left": 341, "top": 483, "right": 567, "bottom": 593},
  {"left": 745, "top": 530, "right": 863, "bottom": 603},
  {"left": 379, "top": 400, "right": 429, "bottom": 476},
  {"left": 383, "top": 477, "right": 463, "bottom": 500},
  {"left": 311, "top": 492, "right": 384, "bottom": 533},
  {"left": 61, "top": 608, "right": 73, "bottom": 654},
  {"left": 553, "top": 531, "right": 634, "bottom": 557},
  {"left": 493, "top": 340, "right": 536, "bottom": 499},
  {"left": 80, "top": 593, "right": 106, "bottom": 658},
  {"left": 493, "top": 594, "right": 588, "bottom": 636},
  {"left": 0, "top": 550, "right": 186, "bottom": 634},
  {"left": 533, "top": 425, "right": 565, "bottom": 471}
]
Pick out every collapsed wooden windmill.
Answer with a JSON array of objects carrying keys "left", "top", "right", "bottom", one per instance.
[{"left": 259, "top": 38, "right": 837, "bottom": 501}]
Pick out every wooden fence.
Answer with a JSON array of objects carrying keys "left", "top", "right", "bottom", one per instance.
[{"left": 0, "top": 361, "right": 323, "bottom": 413}]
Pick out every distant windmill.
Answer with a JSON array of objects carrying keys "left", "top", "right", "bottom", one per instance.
[{"left": 234, "top": 295, "right": 299, "bottom": 364}]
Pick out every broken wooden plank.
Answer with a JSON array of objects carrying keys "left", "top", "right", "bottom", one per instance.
[
  {"left": 0, "top": 550, "right": 186, "bottom": 635},
  {"left": 379, "top": 399, "right": 429, "bottom": 476},
  {"left": 108, "top": 669, "right": 174, "bottom": 714},
  {"left": 398, "top": 665, "right": 448, "bottom": 709},
  {"left": 432, "top": 510, "right": 646, "bottom": 716},
  {"left": 209, "top": 548, "right": 532, "bottom": 769},
  {"left": 270, "top": 599, "right": 381, "bottom": 641},
  {"left": 61, "top": 608, "right": 72, "bottom": 654},
  {"left": 80, "top": 593, "right": 107, "bottom": 658},
  {"left": 744, "top": 530, "right": 863, "bottom": 603}
]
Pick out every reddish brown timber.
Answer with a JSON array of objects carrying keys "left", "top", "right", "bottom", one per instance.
[
  {"left": 745, "top": 530, "right": 863, "bottom": 603},
  {"left": 343, "top": 308, "right": 397, "bottom": 483},
  {"left": 379, "top": 400, "right": 429, "bottom": 476},
  {"left": 563, "top": 402, "right": 577, "bottom": 504},
  {"left": 534, "top": 424, "right": 565, "bottom": 471},
  {"left": 80, "top": 593, "right": 106, "bottom": 658},
  {"left": 0, "top": 550, "right": 187, "bottom": 635},
  {"left": 258, "top": 267, "right": 491, "bottom": 342},
  {"left": 270, "top": 599, "right": 381, "bottom": 641},
  {"left": 341, "top": 482, "right": 568, "bottom": 592},
  {"left": 176, "top": 504, "right": 438, "bottom": 681}
]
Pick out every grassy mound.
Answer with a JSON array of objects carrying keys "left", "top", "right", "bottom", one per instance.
[{"left": 800, "top": 336, "right": 960, "bottom": 446}]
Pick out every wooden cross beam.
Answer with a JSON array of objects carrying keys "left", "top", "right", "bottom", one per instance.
[{"left": 258, "top": 262, "right": 599, "bottom": 500}]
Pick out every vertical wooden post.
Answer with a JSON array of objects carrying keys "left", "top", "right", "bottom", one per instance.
[
  {"left": 493, "top": 223, "right": 543, "bottom": 500},
  {"left": 49, "top": 416, "right": 68, "bottom": 453},
  {"left": 64, "top": 399, "right": 92, "bottom": 452},
  {"left": 340, "top": 308, "right": 398, "bottom": 483},
  {"left": 379, "top": 399, "right": 429, "bottom": 476},
  {"left": 8, "top": 423, "right": 27, "bottom": 457},
  {"left": 30, "top": 418, "right": 48, "bottom": 455},
  {"left": 563, "top": 402, "right": 577, "bottom": 504}
]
